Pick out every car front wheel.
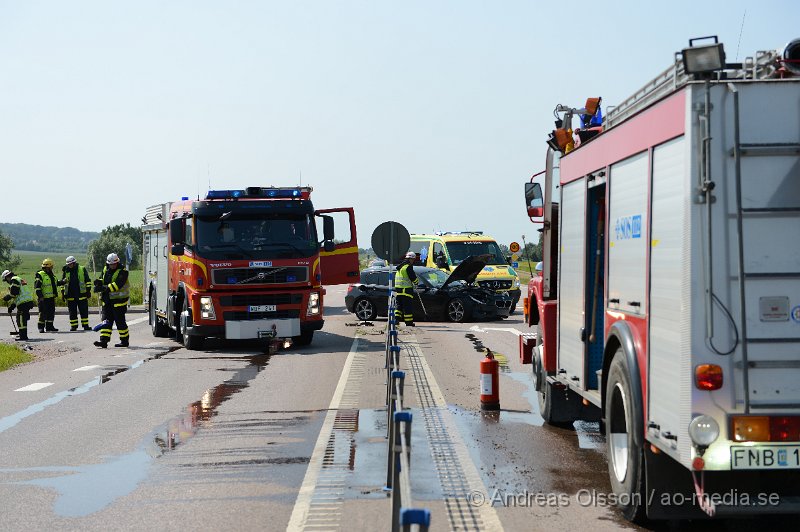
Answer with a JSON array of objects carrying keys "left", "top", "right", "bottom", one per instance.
[
  {"left": 353, "top": 298, "right": 377, "bottom": 321},
  {"left": 446, "top": 298, "right": 467, "bottom": 322}
]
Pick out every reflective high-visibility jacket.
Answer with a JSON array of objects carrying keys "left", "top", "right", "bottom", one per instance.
[
  {"left": 35, "top": 269, "right": 58, "bottom": 299},
  {"left": 101, "top": 266, "right": 130, "bottom": 307},
  {"left": 394, "top": 263, "right": 418, "bottom": 296},
  {"left": 63, "top": 264, "right": 91, "bottom": 300},
  {"left": 9, "top": 276, "right": 35, "bottom": 306}
]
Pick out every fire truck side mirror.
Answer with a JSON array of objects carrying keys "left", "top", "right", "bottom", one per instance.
[
  {"left": 169, "top": 219, "right": 185, "bottom": 245},
  {"left": 171, "top": 243, "right": 185, "bottom": 256},
  {"left": 322, "top": 241, "right": 335, "bottom": 252},
  {"left": 525, "top": 182, "right": 544, "bottom": 219},
  {"left": 321, "top": 215, "right": 335, "bottom": 241}
]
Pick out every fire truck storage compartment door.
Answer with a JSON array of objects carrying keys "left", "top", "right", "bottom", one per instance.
[
  {"left": 225, "top": 318, "right": 300, "bottom": 340},
  {"left": 557, "top": 179, "right": 587, "bottom": 386},
  {"left": 608, "top": 151, "right": 648, "bottom": 316},
  {"left": 647, "top": 137, "right": 691, "bottom": 461}
]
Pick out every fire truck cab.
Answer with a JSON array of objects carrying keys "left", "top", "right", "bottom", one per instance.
[{"left": 142, "top": 186, "right": 358, "bottom": 350}]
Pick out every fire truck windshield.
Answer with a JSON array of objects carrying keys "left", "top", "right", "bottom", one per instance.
[
  {"left": 195, "top": 213, "right": 319, "bottom": 259},
  {"left": 445, "top": 241, "right": 506, "bottom": 266}
]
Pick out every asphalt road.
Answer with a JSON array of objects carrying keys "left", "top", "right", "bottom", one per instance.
[{"left": 0, "top": 291, "right": 790, "bottom": 531}]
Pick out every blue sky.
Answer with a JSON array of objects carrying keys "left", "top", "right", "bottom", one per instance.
[{"left": 1, "top": 1, "right": 797, "bottom": 249}]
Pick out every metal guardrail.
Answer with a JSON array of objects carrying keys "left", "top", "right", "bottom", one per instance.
[{"left": 384, "top": 284, "right": 431, "bottom": 532}]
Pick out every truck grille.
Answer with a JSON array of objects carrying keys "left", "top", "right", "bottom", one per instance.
[
  {"left": 223, "top": 310, "right": 300, "bottom": 321},
  {"left": 478, "top": 280, "right": 513, "bottom": 290},
  {"left": 212, "top": 267, "right": 308, "bottom": 285},
  {"left": 220, "top": 294, "right": 303, "bottom": 306}
]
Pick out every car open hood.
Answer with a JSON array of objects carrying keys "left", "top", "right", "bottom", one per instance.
[{"left": 441, "top": 255, "right": 490, "bottom": 290}]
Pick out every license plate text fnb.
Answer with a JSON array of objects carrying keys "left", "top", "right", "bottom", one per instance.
[{"left": 731, "top": 446, "right": 800, "bottom": 469}]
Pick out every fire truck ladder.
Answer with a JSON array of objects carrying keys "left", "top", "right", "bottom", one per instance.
[
  {"left": 729, "top": 84, "right": 800, "bottom": 413},
  {"left": 606, "top": 49, "right": 783, "bottom": 129}
]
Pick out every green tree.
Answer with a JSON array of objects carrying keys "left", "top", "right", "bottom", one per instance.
[
  {"left": 0, "top": 230, "right": 22, "bottom": 272},
  {"left": 87, "top": 223, "right": 142, "bottom": 270}
]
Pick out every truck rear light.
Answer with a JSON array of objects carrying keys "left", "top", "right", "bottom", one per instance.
[
  {"left": 199, "top": 296, "right": 216, "bottom": 320},
  {"left": 770, "top": 416, "right": 800, "bottom": 442},
  {"left": 732, "top": 416, "right": 800, "bottom": 442},
  {"left": 694, "top": 364, "right": 723, "bottom": 390},
  {"left": 307, "top": 292, "right": 320, "bottom": 316}
]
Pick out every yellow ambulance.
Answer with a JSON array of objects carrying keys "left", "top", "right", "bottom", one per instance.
[{"left": 409, "top": 232, "right": 521, "bottom": 313}]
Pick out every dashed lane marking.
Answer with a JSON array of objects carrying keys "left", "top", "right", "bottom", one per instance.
[
  {"left": 14, "top": 383, "right": 54, "bottom": 392},
  {"left": 73, "top": 365, "right": 102, "bottom": 372}
]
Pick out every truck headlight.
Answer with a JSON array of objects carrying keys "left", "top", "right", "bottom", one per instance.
[
  {"left": 307, "top": 292, "right": 320, "bottom": 316},
  {"left": 688, "top": 415, "right": 719, "bottom": 447},
  {"left": 199, "top": 296, "right": 216, "bottom": 320}
]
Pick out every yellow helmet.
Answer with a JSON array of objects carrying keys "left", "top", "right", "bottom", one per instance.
[{"left": 41, "top": 258, "right": 54, "bottom": 268}]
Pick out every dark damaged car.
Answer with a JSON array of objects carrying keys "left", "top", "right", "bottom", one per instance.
[{"left": 345, "top": 256, "right": 513, "bottom": 322}]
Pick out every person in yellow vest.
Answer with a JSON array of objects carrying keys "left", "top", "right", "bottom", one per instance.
[
  {"left": 394, "top": 251, "right": 420, "bottom": 326},
  {"left": 93, "top": 253, "right": 130, "bottom": 348},
  {"left": 2, "top": 269, "right": 36, "bottom": 341},
  {"left": 58, "top": 256, "right": 92, "bottom": 331},
  {"left": 34, "top": 258, "right": 59, "bottom": 332}
]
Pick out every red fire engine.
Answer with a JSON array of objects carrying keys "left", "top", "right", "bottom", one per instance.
[
  {"left": 142, "top": 186, "right": 358, "bottom": 350},
  {"left": 521, "top": 37, "right": 800, "bottom": 520}
]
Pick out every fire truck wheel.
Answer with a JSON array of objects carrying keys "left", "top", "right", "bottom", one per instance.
[
  {"left": 292, "top": 330, "right": 314, "bottom": 347},
  {"left": 180, "top": 295, "right": 204, "bottom": 351},
  {"left": 605, "top": 348, "right": 646, "bottom": 522},
  {"left": 149, "top": 289, "right": 168, "bottom": 337}
]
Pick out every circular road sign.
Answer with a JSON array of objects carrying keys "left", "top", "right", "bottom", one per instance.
[
  {"left": 371, "top": 221, "right": 410, "bottom": 264},
  {"left": 509, "top": 241, "right": 520, "bottom": 253}
]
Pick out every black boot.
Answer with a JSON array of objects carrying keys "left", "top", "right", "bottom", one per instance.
[
  {"left": 83, "top": 325, "right": 92, "bottom": 331},
  {"left": 114, "top": 340, "right": 130, "bottom": 348},
  {"left": 46, "top": 325, "right": 59, "bottom": 332},
  {"left": 93, "top": 340, "right": 108, "bottom": 348},
  {"left": 16, "top": 332, "right": 28, "bottom": 341},
  {"left": 38, "top": 325, "right": 45, "bottom": 333},
  {"left": 70, "top": 327, "right": 78, "bottom": 331}
]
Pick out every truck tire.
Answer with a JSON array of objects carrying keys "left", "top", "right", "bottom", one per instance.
[
  {"left": 149, "top": 288, "right": 169, "bottom": 338},
  {"left": 179, "top": 295, "right": 204, "bottom": 351},
  {"left": 292, "top": 330, "right": 314, "bottom": 347},
  {"left": 605, "top": 347, "right": 646, "bottom": 522}
]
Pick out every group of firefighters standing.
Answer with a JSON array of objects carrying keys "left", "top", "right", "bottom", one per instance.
[{"left": 2, "top": 253, "right": 130, "bottom": 348}]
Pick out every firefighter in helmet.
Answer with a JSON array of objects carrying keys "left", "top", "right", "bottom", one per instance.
[
  {"left": 93, "top": 253, "right": 130, "bottom": 348},
  {"left": 2, "top": 269, "right": 36, "bottom": 341},
  {"left": 394, "top": 251, "right": 419, "bottom": 326},
  {"left": 59, "top": 256, "right": 92, "bottom": 331},
  {"left": 34, "top": 258, "right": 59, "bottom": 332}
]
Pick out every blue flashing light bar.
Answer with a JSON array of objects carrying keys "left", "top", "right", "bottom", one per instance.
[{"left": 205, "top": 187, "right": 311, "bottom": 200}]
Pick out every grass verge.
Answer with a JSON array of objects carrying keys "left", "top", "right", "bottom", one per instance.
[{"left": 0, "top": 343, "right": 34, "bottom": 372}]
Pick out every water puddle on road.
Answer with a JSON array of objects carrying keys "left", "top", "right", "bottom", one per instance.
[
  {"left": 0, "top": 346, "right": 180, "bottom": 435},
  {"left": 11, "top": 352, "right": 276, "bottom": 517}
]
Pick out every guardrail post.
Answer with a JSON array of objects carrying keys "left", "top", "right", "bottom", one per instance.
[
  {"left": 385, "top": 370, "right": 405, "bottom": 488},
  {"left": 386, "top": 346, "right": 401, "bottom": 405},
  {"left": 400, "top": 508, "right": 431, "bottom": 532},
  {"left": 391, "top": 411, "right": 412, "bottom": 532}
]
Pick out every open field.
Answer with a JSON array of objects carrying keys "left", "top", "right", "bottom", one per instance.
[{"left": 4, "top": 250, "right": 143, "bottom": 306}]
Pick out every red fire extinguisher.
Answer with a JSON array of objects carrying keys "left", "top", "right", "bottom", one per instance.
[{"left": 480, "top": 350, "right": 500, "bottom": 410}]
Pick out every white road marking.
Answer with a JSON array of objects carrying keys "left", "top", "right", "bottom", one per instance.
[
  {"left": 128, "top": 316, "right": 148, "bottom": 326},
  {"left": 469, "top": 324, "right": 522, "bottom": 336},
  {"left": 287, "top": 337, "right": 360, "bottom": 531},
  {"left": 73, "top": 365, "right": 101, "bottom": 372},
  {"left": 15, "top": 383, "right": 54, "bottom": 392}
]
